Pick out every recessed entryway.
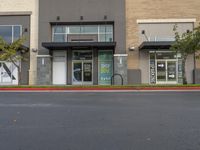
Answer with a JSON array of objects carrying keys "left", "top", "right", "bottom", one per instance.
[{"left": 72, "top": 50, "right": 93, "bottom": 85}]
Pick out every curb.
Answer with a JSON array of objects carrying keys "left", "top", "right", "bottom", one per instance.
[{"left": 0, "top": 87, "right": 200, "bottom": 91}]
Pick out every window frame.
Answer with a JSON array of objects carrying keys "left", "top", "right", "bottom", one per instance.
[
  {"left": 52, "top": 24, "right": 114, "bottom": 42},
  {"left": 0, "top": 25, "right": 22, "bottom": 43}
]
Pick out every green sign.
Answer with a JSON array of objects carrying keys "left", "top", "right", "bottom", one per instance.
[{"left": 98, "top": 51, "right": 113, "bottom": 85}]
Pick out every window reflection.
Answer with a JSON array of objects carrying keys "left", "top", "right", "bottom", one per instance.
[
  {"left": 0, "top": 25, "right": 21, "bottom": 43},
  {"left": 52, "top": 25, "right": 113, "bottom": 42}
]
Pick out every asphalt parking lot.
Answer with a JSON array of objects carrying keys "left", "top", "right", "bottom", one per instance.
[{"left": 0, "top": 91, "right": 200, "bottom": 150}]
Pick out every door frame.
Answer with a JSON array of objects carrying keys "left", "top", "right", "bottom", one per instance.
[
  {"left": 72, "top": 60, "right": 93, "bottom": 85},
  {"left": 155, "top": 59, "right": 178, "bottom": 84}
]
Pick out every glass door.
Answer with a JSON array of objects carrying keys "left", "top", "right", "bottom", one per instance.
[
  {"left": 72, "top": 61, "right": 93, "bottom": 85},
  {"left": 156, "top": 60, "right": 177, "bottom": 84},
  {"left": 73, "top": 62, "right": 82, "bottom": 85},
  {"left": 167, "top": 61, "right": 177, "bottom": 82},
  {"left": 156, "top": 60, "right": 166, "bottom": 83},
  {"left": 83, "top": 62, "right": 92, "bottom": 83}
]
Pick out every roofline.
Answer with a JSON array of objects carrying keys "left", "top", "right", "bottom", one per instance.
[
  {"left": 0, "top": 11, "right": 32, "bottom": 16},
  {"left": 137, "top": 19, "right": 196, "bottom": 24}
]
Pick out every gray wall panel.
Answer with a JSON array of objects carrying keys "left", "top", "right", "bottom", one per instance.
[
  {"left": 138, "top": 23, "right": 194, "bottom": 43},
  {"left": 67, "top": 50, "right": 72, "bottom": 85},
  {"left": 139, "top": 51, "right": 149, "bottom": 84},
  {"left": 93, "top": 49, "right": 98, "bottom": 85},
  {"left": 39, "top": 0, "right": 126, "bottom": 54}
]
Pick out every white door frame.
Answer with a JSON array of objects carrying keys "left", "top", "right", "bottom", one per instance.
[
  {"left": 156, "top": 59, "right": 178, "bottom": 84},
  {"left": 52, "top": 51, "right": 67, "bottom": 85}
]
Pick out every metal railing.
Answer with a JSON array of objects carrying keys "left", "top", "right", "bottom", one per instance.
[{"left": 111, "top": 74, "right": 123, "bottom": 85}]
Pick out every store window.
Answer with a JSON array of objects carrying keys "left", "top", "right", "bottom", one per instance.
[
  {"left": 98, "top": 51, "right": 113, "bottom": 85},
  {"left": 0, "top": 25, "right": 22, "bottom": 43},
  {"left": 52, "top": 25, "right": 113, "bottom": 42}
]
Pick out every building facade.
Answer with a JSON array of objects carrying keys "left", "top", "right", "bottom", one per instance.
[
  {"left": 37, "top": 0, "right": 127, "bottom": 85},
  {"left": 0, "top": 0, "right": 38, "bottom": 85},
  {"left": 126, "top": 0, "right": 200, "bottom": 84},
  {"left": 1, "top": 0, "right": 200, "bottom": 85}
]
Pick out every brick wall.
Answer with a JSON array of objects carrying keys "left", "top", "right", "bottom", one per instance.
[
  {"left": 126, "top": 0, "right": 200, "bottom": 69},
  {"left": 0, "top": 0, "right": 39, "bottom": 84}
]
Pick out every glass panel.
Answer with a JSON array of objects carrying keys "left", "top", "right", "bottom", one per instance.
[
  {"left": 81, "top": 26, "right": 98, "bottom": 33},
  {"left": 150, "top": 60, "right": 156, "bottom": 84},
  {"left": 98, "top": 50, "right": 113, "bottom": 61},
  {"left": 0, "top": 26, "right": 12, "bottom": 43},
  {"left": 99, "top": 25, "right": 113, "bottom": 33},
  {"left": 157, "top": 61, "right": 166, "bottom": 82},
  {"left": 178, "top": 59, "right": 183, "bottom": 83},
  {"left": 69, "top": 26, "right": 81, "bottom": 34},
  {"left": 150, "top": 53, "right": 155, "bottom": 59},
  {"left": 73, "top": 62, "right": 82, "bottom": 82},
  {"left": 83, "top": 62, "right": 92, "bottom": 82},
  {"left": 98, "top": 51, "right": 113, "bottom": 85},
  {"left": 14, "top": 26, "right": 21, "bottom": 41},
  {"left": 53, "top": 26, "right": 66, "bottom": 33},
  {"left": 53, "top": 34, "right": 66, "bottom": 42},
  {"left": 99, "top": 34, "right": 113, "bottom": 42},
  {"left": 167, "top": 61, "right": 177, "bottom": 82},
  {"left": 156, "top": 52, "right": 177, "bottom": 59},
  {"left": 73, "top": 51, "right": 92, "bottom": 60},
  {"left": 52, "top": 25, "right": 113, "bottom": 42}
]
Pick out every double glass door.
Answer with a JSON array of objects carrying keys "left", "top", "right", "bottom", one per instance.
[
  {"left": 72, "top": 61, "right": 93, "bottom": 85},
  {"left": 156, "top": 60, "right": 177, "bottom": 84}
]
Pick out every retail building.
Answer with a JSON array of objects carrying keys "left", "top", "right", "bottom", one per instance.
[{"left": 37, "top": 0, "right": 127, "bottom": 85}]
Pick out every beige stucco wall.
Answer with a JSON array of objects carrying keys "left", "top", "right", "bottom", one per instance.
[
  {"left": 126, "top": 0, "right": 200, "bottom": 70},
  {"left": 0, "top": 0, "right": 38, "bottom": 85}
]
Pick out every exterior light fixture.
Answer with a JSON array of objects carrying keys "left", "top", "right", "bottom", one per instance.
[
  {"left": 129, "top": 46, "right": 135, "bottom": 51},
  {"left": 141, "top": 30, "right": 145, "bottom": 34},
  {"left": 80, "top": 16, "right": 84, "bottom": 20},
  {"left": 104, "top": 15, "right": 107, "bottom": 20},
  {"left": 32, "top": 48, "right": 38, "bottom": 53},
  {"left": 56, "top": 16, "right": 60, "bottom": 21},
  {"left": 24, "top": 28, "right": 28, "bottom": 33}
]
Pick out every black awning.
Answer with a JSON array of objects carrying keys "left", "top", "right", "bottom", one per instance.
[
  {"left": 42, "top": 42, "right": 116, "bottom": 50},
  {"left": 139, "top": 41, "right": 174, "bottom": 51}
]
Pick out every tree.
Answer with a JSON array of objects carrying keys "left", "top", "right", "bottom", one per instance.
[
  {"left": 171, "top": 24, "right": 200, "bottom": 84},
  {"left": 0, "top": 37, "right": 28, "bottom": 85}
]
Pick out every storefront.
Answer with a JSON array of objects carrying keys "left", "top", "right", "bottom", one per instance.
[
  {"left": 42, "top": 43, "right": 115, "bottom": 85},
  {"left": 149, "top": 51, "right": 182, "bottom": 84},
  {"left": 0, "top": 16, "right": 30, "bottom": 85},
  {"left": 139, "top": 41, "right": 184, "bottom": 84}
]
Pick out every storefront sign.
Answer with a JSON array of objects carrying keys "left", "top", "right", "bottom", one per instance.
[{"left": 98, "top": 51, "right": 113, "bottom": 85}]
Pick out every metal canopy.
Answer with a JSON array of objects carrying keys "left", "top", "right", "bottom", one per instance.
[
  {"left": 139, "top": 41, "right": 174, "bottom": 51},
  {"left": 42, "top": 42, "right": 116, "bottom": 50}
]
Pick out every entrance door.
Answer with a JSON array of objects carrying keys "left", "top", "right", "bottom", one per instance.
[
  {"left": 156, "top": 60, "right": 177, "bottom": 84},
  {"left": 167, "top": 61, "right": 177, "bottom": 82},
  {"left": 72, "top": 61, "right": 92, "bottom": 85}
]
